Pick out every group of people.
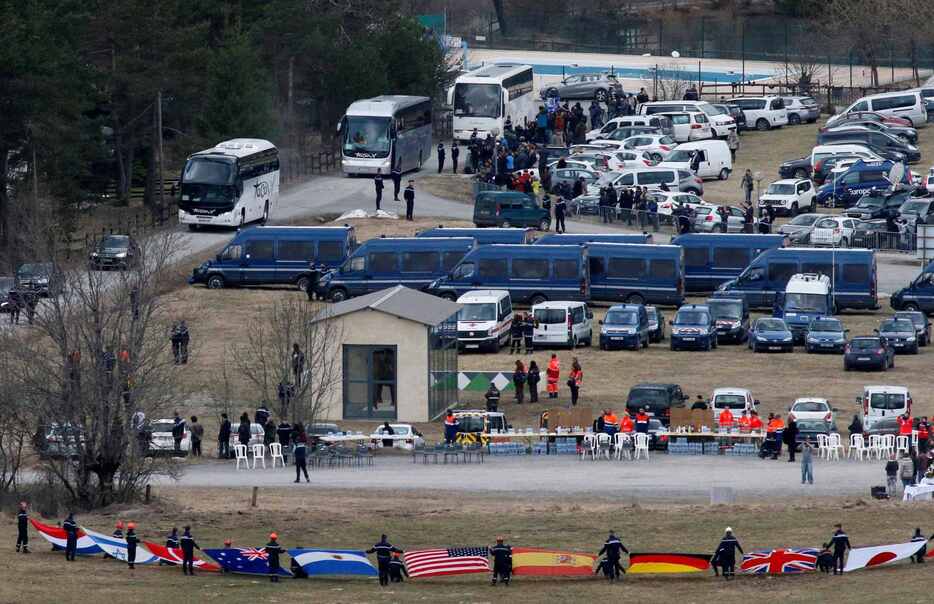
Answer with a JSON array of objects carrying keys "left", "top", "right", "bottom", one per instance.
[
  {"left": 372, "top": 169, "right": 417, "bottom": 219},
  {"left": 595, "top": 184, "right": 660, "bottom": 230},
  {"left": 4, "top": 289, "right": 39, "bottom": 324}
]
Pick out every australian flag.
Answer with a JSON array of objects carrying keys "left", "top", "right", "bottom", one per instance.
[
  {"left": 741, "top": 548, "right": 818, "bottom": 574},
  {"left": 203, "top": 547, "right": 293, "bottom": 577}
]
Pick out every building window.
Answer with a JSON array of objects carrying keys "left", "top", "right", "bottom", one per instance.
[
  {"left": 343, "top": 345, "right": 397, "bottom": 419},
  {"left": 428, "top": 314, "right": 459, "bottom": 419}
]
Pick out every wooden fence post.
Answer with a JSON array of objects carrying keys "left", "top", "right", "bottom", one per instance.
[{"left": 251, "top": 486, "right": 258, "bottom": 507}]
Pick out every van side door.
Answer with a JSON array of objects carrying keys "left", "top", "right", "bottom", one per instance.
[
  {"left": 366, "top": 250, "right": 399, "bottom": 295},
  {"left": 242, "top": 239, "right": 276, "bottom": 284},
  {"left": 277, "top": 238, "right": 316, "bottom": 284}
]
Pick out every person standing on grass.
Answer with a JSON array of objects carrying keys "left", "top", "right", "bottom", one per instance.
[
  {"left": 16, "top": 501, "right": 29, "bottom": 553},
  {"left": 451, "top": 141, "right": 460, "bottom": 174},
  {"left": 741, "top": 169, "right": 754, "bottom": 204},
  {"left": 484, "top": 383, "right": 501, "bottom": 413},
  {"left": 714, "top": 528, "right": 743, "bottom": 580},
  {"left": 597, "top": 531, "right": 628, "bottom": 581},
  {"left": 265, "top": 533, "right": 285, "bottom": 582},
  {"left": 513, "top": 360, "right": 527, "bottom": 404},
  {"left": 826, "top": 523, "right": 851, "bottom": 575},
  {"left": 63, "top": 512, "right": 78, "bottom": 561},
  {"left": 885, "top": 453, "right": 900, "bottom": 497},
  {"left": 899, "top": 452, "right": 915, "bottom": 491},
  {"left": 180, "top": 525, "right": 200, "bottom": 576},
  {"left": 437, "top": 143, "right": 446, "bottom": 173},
  {"left": 490, "top": 536, "right": 513, "bottom": 586},
  {"left": 277, "top": 419, "right": 292, "bottom": 463},
  {"left": 391, "top": 161, "right": 402, "bottom": 201},
  {"left": 554, "top": 196, "right": 567, "bottom": 234},
  {"left": 509, "top": 315, "right": 524, "bottom": 354},
  {"left": 910, "top": 528, "right": 929, "bottom": 563},
  {"left": 527, "top": 360, "right": 540, "bottom": 403},
  {"left": 389, "top": 551, "right": 408, "bottom": 582},
  {"left": 125, "top": 523, "right": 139, "bottom": 570},
  {"left": 374, "top": 169, "right": 384, "bottom": 212},
  {"left": 727, "top": 129, "right": 739, "bottom": 161},
  {"left": 172, "top": 412, "right": 186, "bottom": 454},
  {"left": 218, "top": 413, "right": 231, "bottom": 459},
  {"left": 546, "top": 354, "right": 560, "bottom": 399},
  {"left": 291, "top": 343, "right": 305, "bottom": 388},
  {"left": 801, "top": 438, "right": 814, "bottom": 484},
  {"left": 189, "top": 416, "right": 203, "bottom": 457},
  {"left": 568, "top": 358, "right": 583, "bottom": 407},
  {"left": 161, "top": 527, "right": 179, "bottom": 566},
  {"left": 523, "top": 313, "right": 536, "bottom": 353},
  {"left": 368, "top": 534, "right": 402, "bottom": 587}
]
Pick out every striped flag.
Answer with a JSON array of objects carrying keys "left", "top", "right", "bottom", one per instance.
[
  {"left": 741, "top": 548, "right": 818, "bottom": 574},
  {"left": 30, "top": 519, "right": 102, "bottom": 556},
  {"left": 627, "top": 552, "right": 711, "bottom": 574},
  {"left": 289, "top": 548, "right": 378, "bottom": 577},
  {"left": 511, "top": 547, "right": 596, "bottom": 576},
  {"left": 403, "top": 546, "right": 490, "bottom": 578}
]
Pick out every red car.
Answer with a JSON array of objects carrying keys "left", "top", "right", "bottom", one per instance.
[{"left": 826, "top": 110, "right": 913, "bottom": 128}]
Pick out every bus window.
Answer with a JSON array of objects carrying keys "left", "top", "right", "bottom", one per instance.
[
  {"left": 278, "top": 240, "right": 315, "bottom": 261},
  {"left": 478, "top": 258, "right": 507, "bottom": 278},
  {"left": 221, "top": 245, "right": 242, "bottom": 261},
  {"left": 768, "top": 262, "right": 798, "bottom": 284},
  {"left": 589, "top": 257, "right": 606, "bottom": 278},
  {"left": 318, "top": 241, "right": 344, "bottom": 262},
  {"left": 649, "top": 259, "right": 676, "bottom": 278},
  {"left": 712, "top": 248, "right": 748, "bottom": 269},
  {"left": 453, "top": 83, "right": 501, "bottom": 118},
  {"left": 246, "top": 240, "right": 274, "bottom": 260},
  {"left": 842, "top": 263, "right": 869, "bottom": 283},
  {"left": 684, "top": 247, "right": 708, "bottom": 267},
  {"left": 442, "top": 251, "right": 465, "bottom": 271},
  {"left": 343, "top": 116, "right": 391, "bottom": 157},
  {"left": 608, "top": 257, "right": 645, "bottom": 278}
]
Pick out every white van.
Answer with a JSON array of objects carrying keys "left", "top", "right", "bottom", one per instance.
[
  {"left": 727, "top": 96, "right": 789, "bottom": 131},
  {"left": 657, "top": 111, "right": 713, "bottom": 142},
  {"left": 609, "top": 166, "right": 703, "bottom": 194},
  {"left": 858, "top": 385, "right": 913, "bottom": 435},
  {"left": 658, "top": 140, "right": 732, "bottom": 181},
  {"left": 710, "top": 388, "right": 758, "bottom": 421},
  {"left": 456, "top": 290, "right": 513, "bottom": 352},
  {"left": 843, "top": 91, "right": 928, "bottom": 127},
  {"left": 532, "top": 301, "right": 593, "bottom": 348},
  {"left": 586, "top": 115, "right": 674, "bottom": 141},
  {"left": 809, "top": 144, "right": 883, "bottom": 171},
  {"left": 638, "top": 100, "right": 736, "bottom": 138}
]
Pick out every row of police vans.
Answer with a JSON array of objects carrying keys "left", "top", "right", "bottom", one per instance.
[{"left": 189, "top": 226, "right": 880, "bottom": 312}]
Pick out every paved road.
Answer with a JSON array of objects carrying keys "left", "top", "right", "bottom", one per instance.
[{"left": 167, "top": 454, "right": 884, "bottom": 502}]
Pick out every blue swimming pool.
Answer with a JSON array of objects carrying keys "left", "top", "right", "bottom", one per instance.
[{"left": 509, "top": 62, "right": 771, "bottom": 83}]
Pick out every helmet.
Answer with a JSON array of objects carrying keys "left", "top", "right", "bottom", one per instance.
[
  {"left": 269, "top": 532, "right": 278, "bottom": 540},
  {"left": 127, "top": 522, "right": 136, "bottom": 530},
  {"left": 223, "top": 539, "right": 232, "bottom": 547},
  {"left": 115, "top": 521, "right": 124, "bottom": 529}
]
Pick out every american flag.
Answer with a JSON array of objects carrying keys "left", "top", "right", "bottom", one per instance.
[
  {"left": 741, "top": 548, "right": 818, "bottom": 574},
  {"left": 403, "top": 546, "right": 490, "bottom": 578}
]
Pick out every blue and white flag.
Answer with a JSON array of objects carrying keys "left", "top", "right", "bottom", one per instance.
[
  {"left": 289, "top": 548, "right": 378, "bottom": 577},
  {"left": 203, "top": 547, "right": 294, "bottom": 577},
  {"left": 82, "top": 527, "right": 158, "bottom": 564}
]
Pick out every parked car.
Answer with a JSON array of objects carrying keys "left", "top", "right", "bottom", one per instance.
[
  {"left": 898, "top": 196, "right": 934, "bottom": 226},
  {"left": 778, "top": 213, "right": 828, "bottom": 242},
  {"left": 15, "top": 262, "right": 63, "bottom": 297},
  {"left": 599, "top": 304, "right": 649, "bottom": 350},
  {"left": 146, "top": 419, "right": 190, "bottom": 455},
  {"left": 809, "top": 216, "right": 860, "bottom": 247},
  {"left": 550, "top": 167, "right": 602, "bottom": 193},
  {"left": 877, "top": 318, "right": 919, "bottom": 354},
  {"left": 624, "top": 383, "right": 688, "bottom": 425},
  {"left": 839, "top": 90, "right": 929, "bottom": 128},
  {"left": 228, "top": 422, "right": 266, "bottom": 449},
  {"left": 793, "top": 420, "right": 836, "bottom": 450},
  {"left": 788, "top": 397, "right": 835, "bottom": 423},
  {"left": 658, "top": 140, "right": 733, "bottom": 181},
  {"left": 473, "top": 191, "right": 550, "bottom": 230},
  {"left": 656, "top": 111, "right": 713, "bottom": 142},
  {"left": 669, "top": 304, "right": 718, "bottom": 351},
  {"left": 844, "top": 336, "right": 895, "bottom": 371},
  {"left": 599, "top": 126, "right": 662, "bottom": 144},
  {"left": 586, "top": 115, "right": 673, "bottom": 141},
  {"left": 813, "top": 154, "right": 865, "bottom": 185},
  {"left": 710, "top": 387, "right": 758, "bottom": 419},
  {"left": 748, "top": 317, "right": 794, "bottom": 353},
  {"left": 805, "top": 317, "right": 848, "bottom": 353},
  {"left": 826, "top": 110, "right": 913, "bottom": 129},
  {"left": 532, "top": 301, "right": 593, "bottom": 348},
  {"left": 713, "top": 103, "right": 746, "bottom": 131},
  {"left": 618, "top": 134, "right": 679, "bottom": 162},
  {"left": 778, "top": 155, "right": 814, "bottom": 180},
  {"left": 706, "top": 296, "right": 749, "bottom": 343},
  {"left": 893, "top": 310, "right": 931, "bottom": 346},
  {"left": 88, "top": 235, "right": 140, "bottom": 270},
  {"left": 727, "top": 96, "right": 789, "bottom": 131},
  {"left": 371, "top": 423, "right": 424, "bottom": 450},
  {"left": 541, "top": 73, "right": 622, "bottom": 102},
  {"left": 758, "top": 179, "right": 816, "bottom": 217},
  {"left": 692, "top": 204, "right": 745, "bottom": 233},
  {"left": 844, "top": 189, "right": 911, "bottom": 221},
  {"left": 781, "top": 96, "right": 820, "bottom": 124},
  {"left": 646, "top": 306, "right": 665, "bottom": 342},
  {"left": 646, "top": 191, "right": 709, "bottom": 217},
  {"left": 817, "top": 128, "right": 920, "bottom": 163},
  {"left": 822, "top": 120, "right": 918, "bottom": 144},
  {"left": 858, "top": 385, "right": 912, "bottom": 435}
]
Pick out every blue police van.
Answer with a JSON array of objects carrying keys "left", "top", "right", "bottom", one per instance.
[
  {"left": 890, "top": 261, "right": 934, "bottom": 312},
  {"left": 416, "top": 227, "right": 535, "bottom": 245},
  {"left": 670, "top": 233, "right": 787, "bottom": 293},
  {"left": 315, "top": 237, "right": 476, "bottom": 302},
  {"left": 426, "top": 244, "right": 589, "bottom": 305},
  {"left": 189, "top": 226, "right": 356, "bottom": 290},
  {"left": 534, "top": 233, "right": 654, "bottom": 245},
  {"left": 717, "top": 247, "right": 878, "bottom": 310},
  {"left": 814, "top": 160, "right": 912, "bottom": 208},
  {"left": 585, "top": 243, "right": 684, "bottom": 306}
]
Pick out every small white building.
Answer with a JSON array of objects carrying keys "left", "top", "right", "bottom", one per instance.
[{"left": 311, "top": 286, "right": 460, "bottom": 423}]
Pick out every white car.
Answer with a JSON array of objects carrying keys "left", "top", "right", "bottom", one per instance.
[
  {"left": 728, "top": 96, "right": 790, "bottom": 131},
  {"left": 809, "top": 216, "right": 860, "bottom": 247},
  {"left": 646, "top": 191, "right": 708, "bottom": 216},
  {"left": 532, "top": 301, "right": 593, "bottom": 348},
  {"left": 925, "top": 166, "right": 934, "bottom": 193},
  {"left": 371, "top": 423, "right": 425, "bottom": 450},
  {"left": 657, "top": 111, "right": 713, "bottom": 142},
  {"left": 147, "top": 419, "right": 191, "bottom": 454},
  {"left": 693, "top": 205, "right": 747, "bottom": 232},
  {"left": 620, "top": 134, "right": 679, "bottom": 162},
  {"left": 758, "top": 179, "right": 816, "bottom": 217},
  {"left": 788, "top": 397, "right": 835, "bottom": 423},
  {"left": 711, "top": 387, "right": 758, "bottom": 421}
]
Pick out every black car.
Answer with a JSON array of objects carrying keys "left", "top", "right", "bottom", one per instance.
[
  {"left": 893, "top": 310, "right": 931, "bottom": 346},
  {"left": 815, "top": 131, "right": 918, "bottom": 163},
  {"left": 89, "top": 235, "right": 141, "bottom": 270},
  {"left": 844, "top": 189, "right": 911, "bottom": 220},
  {"left": 778, "top": 156, "right": 812, "bottom": 180},
  {"left": 898, "top": 197, "right": 934, "bottom": 226},
  {"left": 713, "top": 103, "right": 746, "bottom": 132},
  {"left": 646, "top": 418, "right": 670, "bottom": 451},
  {"left": 15, "top": 262, "right": 63, "bottom": 297},
  {"left": 844, "top": 336, "right": 895, "bottom": 371},
  {"left": 0, "top": 277, "right": 14, "bottom": 313},
  {"left": 793, "top": 420, "right": 836, "bottom": 451},
  {"left": 877, "top": 318, "right": 919, "bottom": 354},
  {"left": 706, "top": 296, "right": 749, "bottom": 343},
  {"left": 821, "top": 121, "right": 918, "bottom": 145},
  {"left": 624, "top": 383, "right": 688, "bottom": 426}
]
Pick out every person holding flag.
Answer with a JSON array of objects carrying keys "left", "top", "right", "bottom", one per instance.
[
  {"left": 16, "top": 501, "right": 29, "bottom": 553},
  {"left": 367, "top": 534, "right": 402, "bottom": 587},
  {"left": 825, "top": 523, "right": 851, "bottom": 575},
  {"left": 713, "top": 527, "right": 743, "bottom": 580},
  {"left": 160, "top": 528, "right": 179, "bottom": 566},
  {"left": 490, "top": 536, "right": 513, "bottom": 586},
  {"left": 597, "top": 531, "right": 628, "bottom": 581},
  {"left": 63, "top": 512, "right": 78, "bottom": 562},
  {"left": 125, "top": 523, "right": 140, "bottom": 570},
  {"left": 180, "top": 525, "right": 200, "bottom": 576},
  {"left": 910, "top": 528, "right": 930, "bottom": 563},
  {"left": 389, "top": 552, "right": 408, "bottom": 582},
  {"left": 546, "top": 354, "right": 560, "bottom": 399},
  {"left": 266, "top": 533, "right": 285, "bottom": 583}
]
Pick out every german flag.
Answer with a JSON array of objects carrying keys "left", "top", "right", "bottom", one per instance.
[
  {"left": 627, "top": 553, "right": 711, "bottom": 574},
  {"left": 511, "top": 547, "right": 597, "bottom": 576}
]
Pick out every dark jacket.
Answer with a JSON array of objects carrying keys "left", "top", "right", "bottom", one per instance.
[
  {"left": 266, "top": 540, "right": 284, "bottom": 570},
  {"left": 782, "top": 419, "right": 798, "bottom": 445},
  {"left": 403, "top": 186, "right": 415, "bottom": 203},
  {"left": 277, "top": 422, "right": 292, "bottom": 447},
  {"left": 219, "top": 419, "right": 232, "bottom": 440},
  {"left": 180, "top": 531, "right": 199, "bottom": 555},
  {"left": 598, "top": 536, "right": 628, "bottom": 560},
  {"left": 715, "top": 536, "right": 743, "bottom": 563},
  {"left": 237, "top": 421, "right": 252, "bottom": 445}
]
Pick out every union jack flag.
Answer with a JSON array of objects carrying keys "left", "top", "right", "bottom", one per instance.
[
  {"left": 741, "top": 548, "right": 818, "bottom": 574},
  {"left": 240, "top": 547, "right": 269, "bottom": 561}
]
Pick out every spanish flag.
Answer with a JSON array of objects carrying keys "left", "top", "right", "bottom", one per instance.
[
  {"left": 511, "top": 547, "right": 597, "bottom": 576},
  {"left": 627, "top": 552, "right": 711, "bottom": 574}
]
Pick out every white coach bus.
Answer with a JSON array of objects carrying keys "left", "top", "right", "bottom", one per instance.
[
  {"left": 449, "top": 63, "right": 536, "bottom": 142},
  {"left": 339, "top": 95, "right": 433, "bottom": 175},
  {"left": 177, "top": 138, "right": 279, "bottom": 230}
]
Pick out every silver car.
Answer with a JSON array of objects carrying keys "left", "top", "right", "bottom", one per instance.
[
  {"left": 541, "top": 73, "right": 622, "bottom": 102},
  {"left": 551, "top": 167, "right": 602, "bottom": 193},
  {"left": 778, "top": 213, "right": 828, "bottom": 245},
  {"left": 693, "top": 205, "right": 746, "bottom": 232},
  {"left": 781, "top": 96, "right": 820, "bottom": 124}
]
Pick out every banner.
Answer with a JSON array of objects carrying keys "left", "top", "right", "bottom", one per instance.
[
  {"left": 143, "top": 542, "right": 221, "bottom": 571},
  {"left": 843, "top": 541, "right": 926, "bottom": 572},
  {"left": 403, "top": 547, "right": 490, "bottom": 578},
  {"left": 627, "top": 553, "right": 711, "bottom": 574},
  {"left": 30, "top": 519, "right": 102, "bottom": 555},
  {"left": 289, "top": 549, "right": 378, "bottom": 577},
  {"left": 83, "top": 527, "right": 158, "bottom": 564},
  {"left": 741, "top": 548, "right": 818, "bottom": 574},
  {"left": 511, "top": 547, "right": 596, "bottom": 576},
  {"left": 204, "top": 547, "right": 294, "bottom": 577}
]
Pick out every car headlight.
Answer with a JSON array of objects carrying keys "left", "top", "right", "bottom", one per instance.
[
  {"left": 756, "top": 335, "right": 767, "bottom": 342},
  {"left": 806, "top": 336, "right": 818, "bottom": 343},
  {"left": 116, "top": 252, "right": 127, "bottom": 258},
  {"left": 783, "top": 336, "right": 793, "bottom": 342},
  {"left": 91, "top": 252, "right": 99, "bottom": 257},
  {"left": 907, "top": 336, "right": 916, "bottom": 342}
]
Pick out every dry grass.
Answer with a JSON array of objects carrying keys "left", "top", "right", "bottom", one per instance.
[{"left": 3, "top": 487, "right": 933, "bottom": 603}]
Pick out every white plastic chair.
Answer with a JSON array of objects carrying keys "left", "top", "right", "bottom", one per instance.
[
  {"left": 234, "top": 444, "right": 249, "bottom": 470},
  {"left": 815, "top": 434, "right": 830, "bottom": 459},
  {"left": 825, "top": 433, "right": 844, "bottom": 461},
  {"left": 882, "top": 434, "right": 897, "bottom": 458},
  {"left": 895, "top": 435, "right": 910, "bottom": 456},
  {"left": 269, "top": 442, "right": 285, "bottom": 468},
  {"left": 848, "top": 434, "right": 867, "bottom": 461},
  {"left": 251, "top": 444, "right": 266, "bottom": 469},
  {"left": 866, "top": 434, "right": 882, "bottom": 460},
  {"left": 581, "top": 434, "right": 597, "bottom": 461},
  {"left": 596, "top": 433, "right": 612, "bottom": 460},
  {"left": 614, "top": 432, "right": 632, "bottom": 461},
  {"left": 633, "top": 433, "right": 650, "bottom": 460}
]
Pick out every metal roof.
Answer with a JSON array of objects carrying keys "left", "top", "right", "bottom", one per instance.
[{"left": 312, "top": 285, "right": 461, "bottom": 327}]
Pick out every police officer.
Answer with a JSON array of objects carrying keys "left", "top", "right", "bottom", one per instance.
[
  {"left": 391, "top": 162, "right": 402, "bottom": 201},
  {"left": 403, "top": 180, "right": 416, "bottom": 221},
  {"left": 180, "top": 525, "right": 200, "bottom": 576},
  {"left": 63, "top": 512, "right": 78, "bottom": 561},
  {"left": 554, "top": 196, "right": 567, "bottom": 234},
  {"left": 490, "top": 536, "right": 513, "bottom": 586},
  {"left": 484, "top": 383, "right": 501, "bottom": 413},
  {"left": 714, "top": 527, "right": 743, "bottom": 580},
  {"left": 826, "top": 523, "right": 851, "bottom": 575},
  {"left": 451, "top": 141, "right": 460, "bottom": 174},
  {"left": 437, "top": 143, "right": 446, "bottom": 173},
  {"left": 255, "top": 404, "right": 270, "bottom": 427},
  {"left": 389, "top": 551, "right": 408, "bottom": 582},
  {"left": 266, "top": 532, "right": 284, "bottom": 582},
  {"left": 367, "top": 534, "right": 401, "bottom": 587},
  {"left": 374, "top": 169, "right": 384, "bottom": 212},
  {"left": 16, "top": 501, "right": 29, "bottom": 553},
  {"left": 125, "top": 522, "right": 139, "bottom": 569},
  {"left": 160, "top": 527, "right": 179, "bottom": 566},
  {"left": 910, "top": 528, "right": 929, "bottom": 563},
  {"left": 277, "top": 419, "right": 293, "bottom": 464},
  {"left": 597, "top": 531, "right": 628, "bottom": 580},
  {"left": 294, "top": 432, "right": 309, "bottom": 483}
]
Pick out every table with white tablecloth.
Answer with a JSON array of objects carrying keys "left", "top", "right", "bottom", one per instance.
[{"left": 903, "top": 479, "right": 934, "bottom": 501}]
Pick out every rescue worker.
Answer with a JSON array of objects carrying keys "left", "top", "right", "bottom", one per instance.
[
  {"left": 619, "top": 412, "right": 634, "bottom": 434},
  {"left": 568, "top": 358, "right": 583, "bottom": 406},
  {"left": 898, "top": 413, "right": 913, "bottom": 438},
  {"left": 266, "top": 533, "right": 284, "bottom": 582},
  {"left": 172, "top": 412, "right": 186, "bottom": 453},
  {"left": 597, "top": 531, "right": 628, "bottom": 581},
  {"left": 125, "top": 522, "right": 139, "bottom": 569},
  {"left": 106, "top": 521, "right": 124, "bottom": 559},
  {"left": 910, "top": 528, "right": 929, "bottom": 563},
  {"left": 161, "top": 527, "right": 179, "bottom": 566},
  {"left": 294, "top": 432, "right": 309, "bottom": 483},
  {"left": 218, "top": 413, "right": 231, "bottom": 459},
  {"left": 635, "top": 408, "right": 650, "bottom": 434},
  {"left": 443, "top": 410, "right": 460, "bottom": 445},
  {"left": 485, "top": 383, "right": 501, "bottom": 413},
  {"left": 603, "top": 409, "right": 619, "bottom": 437},
  {"left": 367, "top": 534, "right": 401, "bottom": 587},
  {"left": 718, "top": 407, "right": 735, "bottom": 431},
  {"left": 490, "top": 536, "right": 513, "bottom": 586},
  {"left": 16, "top": 501, "right": 29, "bottom": 553},
  {"left": 554, "top": 196, "right": 567, "bottom": 233},
  {"left": 749, "top": 411, "right": 763, "bottom": 432},
  {"left": 546, "top": 354, "right": 560, "bottom": 399},
  {"left": 389, "top": 551, "right": 408, "bottom": 582},
  {"left": 509, "top": 316, "right": 524, "bottom": 353},
  {"left": 738, "top": 410, "right": 751, "bottom": 432},
  {"left": 63, "top": 512, "right": 78, "bottom": 561},
  {"left": 714, "top": 527, "right": 743, "bottom": 580},
  {"left": 826, "top": 523, "right": 851, "bottom": 575},
  {"left": 180, "top": 525, "right": 199, "bottom": 576}
]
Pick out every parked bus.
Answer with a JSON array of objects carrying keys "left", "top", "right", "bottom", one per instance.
[
  {"left": 339, "top": 95, "right": 433, "bottom": 176},
  {"left": 178, "top": 139, "right": 279, "bottom": 229},
  {"left": 449, "top": 64, "right": 536, "bottom": 142}
]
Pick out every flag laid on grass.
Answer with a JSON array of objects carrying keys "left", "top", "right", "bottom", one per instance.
[
  {"left": 143, "top": 542, "right": 221, "bottom": 571},
  {"left": 627, "top": 553, "right": 711, "bottom": 574},
  {"left": 843, "top": 541, "right": 926, "bottom": 572},
  {"left": 203, "top": 547, "right": 294, "bottom": 577},
  {"left": 83, "top": 527, "right": 158, "bottom": 564},
  {"left": 403, "top": 546, "right": 490, "bottom": 578},
  {"left": 511, "top": 547, "right": 596, "bottom": 576},
  {"left": 289, "top": 549, "right": 378, "bottom": 577},
  {"left": 30, "top": 519, "right": 102, "bottom": 555},
  {"left": 741, "top": 548, "right": 818, "bottom": 574}
]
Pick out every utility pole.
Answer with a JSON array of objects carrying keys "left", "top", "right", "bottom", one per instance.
[
  {"left": 156, "top": 90, "right": 164, "bottom": 214},
  {"left": 741, "top": 22, "right": 746, "bottom": 95}
]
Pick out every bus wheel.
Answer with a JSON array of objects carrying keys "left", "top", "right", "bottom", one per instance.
[
  {"left": 207, "top": 275, "right": 225, "bottom": 290},
  {"left": 262, "top": 202, "right": 269, "bottom": 224},
  {"left": 904, "top": 302, "right": 920, "bottom": 312}
]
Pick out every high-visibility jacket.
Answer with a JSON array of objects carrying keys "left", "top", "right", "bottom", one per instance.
[
  {"left": 603, "top": 413, "right": 619, "bottom": 428},
  {"left": 718, "top": 409, "right": 735, "bottom": 427},
  {"left": 738, "top": 416, "right": 751, "bottom": 431},
  {"left": 897, "top": 416, "right": 913, "bottom": 436},
  {"left": 635, "top": 413, "right": 649, "bottom": 432},
  {"left": 749, "top": 416, "right": 763, "bottom": 431},
  {"left": 620, "top": 415, "right": 634, "bottom": 433},
  {"left": 919, "top": 422, "right": 930, "bottom": 440},
  {"left": 767, "top": 418, "right": 784, "bottom": 433},
  {"left": 546, "top": 359, "right": 560, "bottom": 383}
]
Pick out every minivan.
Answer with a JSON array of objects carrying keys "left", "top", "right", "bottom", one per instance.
[
  {"left": 585, "top": 243, "right": 684, "bottom": 306},
  {"left": 189, "top": 226, "right": 356, "bottom": 291},
  {"left": 705, "top": 296, "right": 750, "bottom": 343},
  {"left": 611, "top": 166, "right": 703, "bottom": 195},
  {"left": 455, "top": 290, "right": 514, "bottom": 352},
  {"left": 532, "top": 301, "right": 593, "bottom": 348},
  {"left": 858, "top": 385, "right": 912, "bottom": 435},
  {"left": 810, "top": 144, "right": 885, "bottom": 175},
  {"left": 710, "top": 387, "right": 758, "bottom": 420},
  {"left": 717, "top": 247, "right": 877, "bottom": 310},
  {"left": 890, "top": 260, "right": 934, "bottom": 313},
  {"left": 670, "top": 233, "right": 787, "bottom": 292},
  {"left": 726, "top": 96, "right": 789, "bottom": 131},
  {"left": 625, "top": 383, "right": 688, "bottom": 425},
  {"left": 427, "top": 244, "right": 589, "bottom": 305},
  {"left": 814, "top": 159, "right": 912, "bottom": 208},
  {"left": 416, "top": 226, "right": 535, "bottom": 245},
  {"left": 473, "top": 191, "right": 550, "bottom": 230},
  {"left": 816, "top": 129, "right": 920, "bottom": 163},
  {"left": 781, "top": 96, "right": 820, "bottom": 124},
  {"left": 638, "top": 101, "right": 736, "bottom": 138},
  {"left": 656, "top": 111, "right": 712, "bottom": 142},
  {"left": 586, "top": 115, "right": 674, "bottom": 141},
  {"left": 843, "top": 91, "right": 928, "bottom": 127},
  {"left": 599, "top": 303, "right": 649, "bottom": 350},
  {"left": 316, "top": 236, "right": 475, "bottom": 302},
  {"left": 658, "top": 140, "right": 732, "bottom": 181}
]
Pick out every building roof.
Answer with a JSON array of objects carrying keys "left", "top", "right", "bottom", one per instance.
[{"left": 312, "top": 285, "right": 461, "bottom": 327}]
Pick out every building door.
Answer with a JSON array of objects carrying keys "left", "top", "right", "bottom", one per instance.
[{"left": 343, "top": 345, "right": 398, "bottom": 419}]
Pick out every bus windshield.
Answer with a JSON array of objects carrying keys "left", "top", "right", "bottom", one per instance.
[
  {"left": 342, "top": 116, "right": 391, "bottom": 158},
  {"left": 183, "top": 157, "right": 235, "bottom": 185},
  {"left": 454, "top": 83, "right": 502, "bottom": 118}
]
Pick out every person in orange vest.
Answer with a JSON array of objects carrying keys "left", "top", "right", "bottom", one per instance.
[
  {"left": 546, "top": 354, "right": 560, "bottom": 399},
  {"left": 737, "top": 410, "right": 751, "bottom": 432},
  {"left": 718, "top": 408, "right": 735, "bottom": 431},
  {"left": 443, "top": 410, "right": 460, "bottom": 445},
  {"left": 749, "top": 411, "right": 763, "bottom": 432},
  {"left": 619, "top": 413, "right": 634, "bottom": 433},
  {"left": 918, "top": 417, "right": 930, "bottom": 453},
  {"left": 767, "top": 414, "right": 785, "bottom": 460},
  {"left": 897, "top": 413, "right": 913, "bottom": 437},
  {"left": 603, "top": 409, "right": 619, "bottom": 436},
  {"left": 635, "top": 408, "right": 650, "bottom": 433}
]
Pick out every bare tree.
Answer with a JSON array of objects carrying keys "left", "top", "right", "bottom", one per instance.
[
  {"left": 231, "top": 300, "right": 343, "bottom": 425},
  {"left": 655, "top": 61, "right": 690, "bottom": 101},
  {"left": 0, "top": 340, "right": 30, "bottom": 492}
]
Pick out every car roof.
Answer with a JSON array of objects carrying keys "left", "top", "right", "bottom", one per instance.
[
  {"left": 793, "top": 397, "right": 828, "bottom": 404},
  {"left": 756, "top": 317, "right": 786, "bottom": 325},
  {"left": 863, "top": 385, "right": 908, "bottom": 393},
  {"left": 457, "top": 290, "right": 510, "bottom": 303},
  {"left": 713, "top": 387, "right": 751, "bottom": 396},
  {"left": 631, "top": 383, "right": 679, "bottom": 390},
  {"left": 533, "top": 301, "right": 586, "bottom": 309},
  {"left": 771, "top": 178, "right": 807, "bottom": 185}
]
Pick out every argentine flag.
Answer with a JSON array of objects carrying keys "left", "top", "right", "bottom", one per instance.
[{"left": 289, "top": 548, "right": 378, "bottom": 577}]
